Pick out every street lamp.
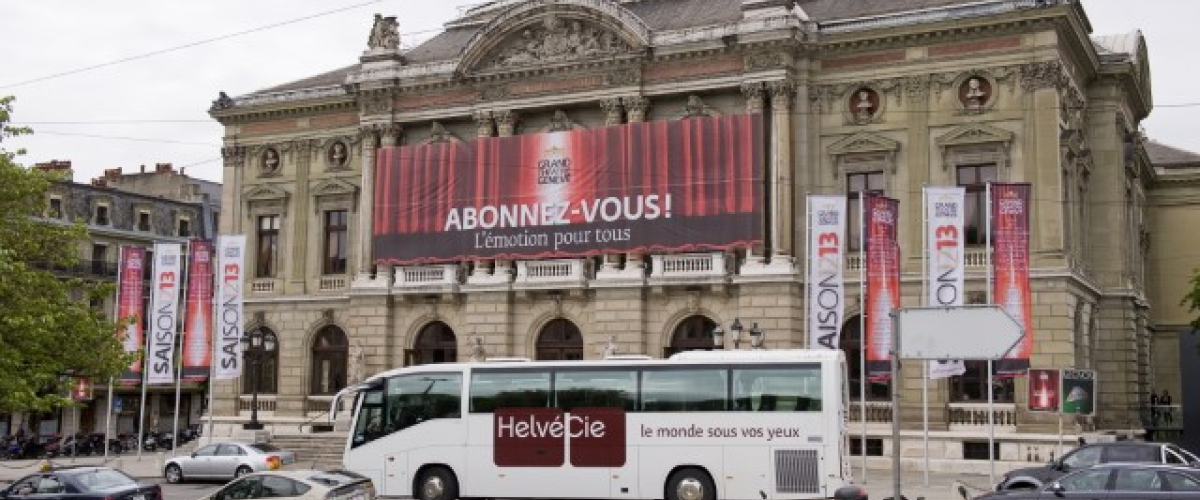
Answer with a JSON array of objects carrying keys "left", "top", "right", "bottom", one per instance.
[
  {"left": 241, "top": 329, "right": 277, "bottom": 430},
  {"left": 711, "top": 324, "right": 725, "bottom": 350},
  {"left": 730, "top": 318, "right": 744, "bottom": 350},
  {"left": 749, "top": 322, "right": 765, "bottom": 350}
]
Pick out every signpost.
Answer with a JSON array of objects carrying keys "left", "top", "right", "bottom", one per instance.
[{"left": 894, "top": 305, "right": 1025, "bottom": 494}]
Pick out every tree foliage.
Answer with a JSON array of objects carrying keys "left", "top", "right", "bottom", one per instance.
[
  {"left": 1183, "top": 267, "right": 1200, "bottom": 333},
  {"left": 0, "top": 96, "right": 131, "bottom": 412}
]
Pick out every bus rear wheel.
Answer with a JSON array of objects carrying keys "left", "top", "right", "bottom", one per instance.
[
  {"left": 667, "top": 468, "right": 716, "bottom": 500},
  {"left": 416, "top": 466, "right": 459, "bottom": 500}
]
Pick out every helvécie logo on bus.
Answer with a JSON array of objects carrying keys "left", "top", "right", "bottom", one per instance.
[{"left": 494, "top": 407, "right": 626, "bottom": 468}]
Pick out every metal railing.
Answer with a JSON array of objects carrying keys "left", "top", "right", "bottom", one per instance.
[{"left": 31, "top": 259, "right": 120, "bottom": 278}]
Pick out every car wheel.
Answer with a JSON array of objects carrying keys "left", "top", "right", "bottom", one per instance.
[
  {"left": 666, "top": 468, "right": 716, "bottom": 500},
  {"left": 235, "top": 465, "right": 253, "bottom": 478},
  {"left": 164, "top": 464, "right": 184, "bottom": 484},
  {"left": 415, "top": 466, "right": 458, "bottom": 500}
]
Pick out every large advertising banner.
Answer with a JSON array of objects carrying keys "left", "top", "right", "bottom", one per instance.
[
  {"left": 373, "top": 113, "right": 765, "bottom": 264},
  {"left": 992, "top": 183, "right": 1033, "bottom": 375},
  {"left": 807, "top": 195, "right": 847, "bottom": 350},
  {"left": 214, "top": 236, "right": 246, "bottom": 380},
  {"left": 925, "top": 187, "right": 968, "bottom": 380},
  {"left": 146, "top": 243, "right": 182, "bottom": 385},
  {"left": 182, "top": 240, "right": 214, "bottom": 381},
  {"left": 117, "top": 246, "right": 146, "bottom": 385},
  {"left": 865, "top": 195, "right": 900, "bottom": 381}
]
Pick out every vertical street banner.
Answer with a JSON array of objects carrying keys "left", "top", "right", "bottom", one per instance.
[
  {"left": 117, "top": 246, "right": 146, "bottom": 385},
  {"left": 215, "top": 236, "right": 246, "bottom": 380},
  {"left": 146, "top": 243, "right": 182, "bottom": 385},
  {"left": 865, "top": 195, "right": 900, "bottom": 381},
  {"left": 992, "top": 183, "right": 1033, "bottom": 375},
  {"left": 1061, "top": 369, "right": 1096, "bottom": 415},
  {"left": 182, "top": 240, "right": 214, "bottom": 381},
  {"left": 807, "top": 195, "right": 847, "bottom": 350},
  {"left": 1028, "top": 368, "right": 1061, "bottom": 412},
  {"left": 926, "top": 187, "right": 968, "bottom": 379},
  {"left": 373, "top": 113, "right": 765, "bottom": 264}
]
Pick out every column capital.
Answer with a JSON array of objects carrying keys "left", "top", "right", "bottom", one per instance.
[
  {"left": 221, "top": 146, "right": 247, "bottom": 168},
  {"left": 622, "top": 96, "right": 650, "bottom": 123},
  {"left": 767, "top": 79, "right": 797, "bottom": 110},
  {"left": 473, "top": 111, "right": 495, "bottom": 137},
  {"left": 599, "top": 98, "right": 624, "bottom": 126},
  {"left": 494, "top": 110, "right": 520, "bottom": 137},
  {"left": 741, "top": 82, "right": 767, "bottom": 113}
]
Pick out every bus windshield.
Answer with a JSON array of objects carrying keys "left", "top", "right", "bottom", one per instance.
[{"left": 351, "top": 372, "right": 462, "bottom": 448}]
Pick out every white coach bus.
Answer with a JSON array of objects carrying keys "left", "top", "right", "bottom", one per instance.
[{"left": 333, "top": 349, "right": 855, "bottom": 500}]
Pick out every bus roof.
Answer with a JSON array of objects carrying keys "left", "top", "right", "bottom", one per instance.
[{"left": 363, "top": 349, "right": 843, "bottom": 383}]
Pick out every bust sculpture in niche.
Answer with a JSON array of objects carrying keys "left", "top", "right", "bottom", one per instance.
[
  {"left": 329, "top": 142, "right": 348, "bottom": 167},
  {"left": 851, "top": 88, "right": 877, "bottom": 124},
  {"left": 963, "top": 77, "right": 989, "bottom": 110},
  {"left": 262, "top": 148, "right": 280, "bottom": 173}
]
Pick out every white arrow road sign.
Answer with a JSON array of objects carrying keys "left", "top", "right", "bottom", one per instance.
[{"left": 897, "top": 305, "right": 1024, "bottom": 360}]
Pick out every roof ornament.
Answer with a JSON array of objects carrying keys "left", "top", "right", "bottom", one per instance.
[
  {"left": 210, "top": 91, "right": 234, "bottom": 111},
  {"left": 367, "top": 14, "right": 400, "bottom": 51}
]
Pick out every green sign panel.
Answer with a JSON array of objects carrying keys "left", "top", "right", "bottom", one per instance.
[{"left": 1061, "top": 369, "right": 1096, "bottom": 416}]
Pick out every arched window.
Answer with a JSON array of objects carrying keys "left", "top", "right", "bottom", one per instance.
[
  {"left": 310, "top": 326, "right": 348, "bottom": 395},
  {"left": 242, "top": 328, "right": 279, "bottom": 395},
  {"left": 536, "top": 319, "right": 583, "bottom": 361},
  {"left": 840, "top": 316, "right": 890, "bottom": 400},
  {"left": 666, "top": 316, "right": 717, "bottom": 357},
  {"left": 407, "top": 322, "right": 457, "bottom": 366}
]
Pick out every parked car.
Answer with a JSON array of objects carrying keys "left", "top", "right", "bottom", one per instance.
[
  {"left": 0, "top": 465, "right": 162, "bottom": 500},
  {"left": 976, "top": 463, "right": 1200, "bottom": 500},
  {"left": 196, "top": 470, "right": 375, "bottom": 500},
  {"left": 997, "top": 441, "right": 1200, "bottom": 490},
  {"left": 163, "top": 441, "right": 298, "bottom": 483}
]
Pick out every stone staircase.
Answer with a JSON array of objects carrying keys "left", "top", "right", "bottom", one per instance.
[{"left": 268, "top": 434, "right": 346, "bottom": 470}]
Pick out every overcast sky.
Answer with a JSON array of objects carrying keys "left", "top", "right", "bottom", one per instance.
[{"left": 0, "top": 0, "right": 1188, "bottom": 183}]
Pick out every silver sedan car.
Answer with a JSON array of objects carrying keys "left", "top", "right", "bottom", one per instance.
[
  {"left": 197, "top": 470, "right": 375, "bottom": 500},
  {"left": 164, "top": 441, "right": 297, "bottom": 483}
]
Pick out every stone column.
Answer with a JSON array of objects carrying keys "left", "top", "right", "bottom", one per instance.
[
  {"left": 621, "top": 96, "right": 650, "bottom": 275},
  {"left": 468, "top": 111, "right": 508, "bottom": 286},
  {"left": 354, "top": 125, "right": 384, "bottom": 288},
  {"left": 597, "top": 98, "right": 627, "bottom": 276},
  {"left": 739, "top": 83, "right": 770, "bottom": 269},
  {"left": 290, "top": 140, "right": 313, "bottom": 292},
  {"left": 493, "top": 111, "right": 519, "bottom": 279},
  {"left": 766, "top": 79, "right": 796, "bottom": 270}
]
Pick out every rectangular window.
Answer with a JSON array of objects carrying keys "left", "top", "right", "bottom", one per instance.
[
  {"left": 178, "top": 219, "right": 191, "bottom": 238},
  {"left": 470, "top": 370, "right": 552, "bottom": 413},
  {"left": 732, "top": 365, "right": 822, "bottom": 411},
  {"left": 48, "top": 198, "right": 62, "bottom": 219},
  {"left": 94, "top": 205, "right": 110, "bottom": 226},
  {"left": 137, "top": 211, "right": 151, "bottom": 232},
  {"left": 554, "top": 369, "right": 637, "bottom": 411},
  {"left": 956, "top": 164, "right": 998, "bottom": 246},
  {"left": 846, "top": 172, "right": 885, "bottom": 251},
  {"left": 91, "top": 244, "right": 108, "bottom": 276},
  {"left": 849, "top": 438, "right": 884, "bottom": 456},
  {"left": 950, "top": 361, "right": 1014, "bottom": 403},
  {"left": 323, "top": 210, "right": 348, "bottom": 274},
  {"left": 256, "top": 215, "right": 280, "bottom": 278},
  {"left": 963, "top": 441, "right": 1001, "bottom": 460},
  {"left": 640, "top": 368, "right": 727, "bottom": 412}
]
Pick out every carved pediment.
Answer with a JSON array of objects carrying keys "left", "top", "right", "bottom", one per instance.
[
  {"left": 476, "top": 16, "right": 633, "bottom": 71},
  {"left": 244, "top": 184, "right": 289, "bottom": 202},
  {"left": 311, "top": 178, "right": 360, "bottom": 213},
  {"left": 935, "top": 123, "right": 1014, "bottom": 149},
  {"left": 828, "top": 132, "right": 901, "bottom": 157}
]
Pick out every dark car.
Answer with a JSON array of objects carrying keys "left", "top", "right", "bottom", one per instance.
[
  {"left": 997, "top": 442, "right": 1200, "bottom": 490},
  {"left": 976, "top": 463, "right": 1200, "bottom": 500},
  {"left": 0, "top": 466, "right": 162, "bottom": 500}
]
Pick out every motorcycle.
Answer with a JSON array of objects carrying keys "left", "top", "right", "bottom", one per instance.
[{"left": 155, "top": 430, "right": 174, "bottom": 451}]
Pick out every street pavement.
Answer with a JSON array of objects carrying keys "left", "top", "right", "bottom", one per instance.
[{"left": 0, "top": 453, "right": 999, "bottom": 500}]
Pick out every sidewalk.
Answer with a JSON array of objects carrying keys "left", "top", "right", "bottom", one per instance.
[{"left": 0, "top": 452, "right": 171, "bottom": 482}]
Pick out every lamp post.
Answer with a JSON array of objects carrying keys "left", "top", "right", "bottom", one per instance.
[
  {"left": 241, "top": 330, "right": 277, "bottom": 430},
  {"left": 730, "top": 318, "right": 744, "bottom": 349},
  {"left": 711, "top": 324, "right": 725, "bottom": 350},
  {"left": 749, "top": 322, "right": 765, "bottom": 350}
]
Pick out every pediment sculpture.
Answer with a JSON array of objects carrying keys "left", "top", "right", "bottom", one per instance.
[{"left": 484, "top": 16, "right": 631, "bottom": 70}]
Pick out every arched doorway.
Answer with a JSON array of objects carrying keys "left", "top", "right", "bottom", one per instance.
[
  {"left": 839, "top": 316, "right": 890, "bottom": 400},
  {"left": 408, "top": 322, "right": 458, "bottom": 366},
  {"left": 666, "top": 315, "right": 717, "bottom": 357},
  {"left": 310, "top": 326, "right": 348, "bottom": 395},
  {"left": 536, "top": 319, "right": 583, "bottom": 360}
]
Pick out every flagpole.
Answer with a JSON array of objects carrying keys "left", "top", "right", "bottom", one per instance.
[
  {"left": 206, "top": 237, "right": 221, "bottom": 443},
  {"left": 985, "top": 182, "right": 996, "bottom": 486},
  {"left": 858, "top": 194, "right": 867, "bottom": 483},
  {"left": 171, "top": 241, "right": 191, "bottom": 456},
  {"left": 104, "top": 245, "right": 124, "bottom": 461},
  {"left": 136, "top": 314, "right": 149, "bottom": 460},
  {"left": 921, "top": 186, "right": 930, "bottom": 487},
  {"left": 803, "top": 195, "right": 811, "bottom": 348}
]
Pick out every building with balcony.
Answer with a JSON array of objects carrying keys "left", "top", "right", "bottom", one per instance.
[
  {"left": 1, "top": 160, "right": 220, "bottom": 439},
  {"left": 205, "top": 0, "right": 1192, "bottom": 470}
]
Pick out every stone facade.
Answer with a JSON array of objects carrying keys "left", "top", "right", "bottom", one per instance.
[{"left": 207, "top": 0, "right": 1183, "bottom": 469}]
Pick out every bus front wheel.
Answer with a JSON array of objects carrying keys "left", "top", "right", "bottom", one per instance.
[
  {"left": 416, "top": 466, "right": 459, "bottom": 500},
  {"left": 666, "top": 468, "right": 716, "bottom": 500}
]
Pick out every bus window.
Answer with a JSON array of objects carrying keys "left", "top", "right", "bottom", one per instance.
[
  {"left": 732, "top": 365, "right": 822, "bottom": 412},
  {"left": 383, "top": 373, "right": 462, "bottom": 434},
  {"left": 351, "top": 390, "right": 385, "bottom": 448},
  {"left": 640, "top": 368, "right": 727, "bottom": 412},
  {"left": 554, "top": 369, "right": 637, "bottom": 411},
  {"left": 470, "top": 370, "right": 551, "bottom": 412}
]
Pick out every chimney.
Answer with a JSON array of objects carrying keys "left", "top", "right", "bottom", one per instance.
[
  {"left": 140, "top": 165, "right": 146, "bottom": 174},
  {"left": 91, "top": 178, "right": 108, "bottom": 188},
  {"left": 34, "top": 160, "right": 74, "bottom": 181},
  {"left": 180, "top": 167, "right": 186, "bottom": 176},
  {"left": 155, "top": 163, "right": 174, "bottom": 174},
  {"left": 104, "top": 168, "right": 121, "bottom": 180}
]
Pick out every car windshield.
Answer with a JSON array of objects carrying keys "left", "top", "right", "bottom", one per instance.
[
  {"left": 249, "top": 443, "right": 281, "bottom": 453},
  {"left": 67, "top": 469, "right": 137, "bottom": 491},
  {"left": 307, "top": 470, "right": 367, "bottom": 487}
]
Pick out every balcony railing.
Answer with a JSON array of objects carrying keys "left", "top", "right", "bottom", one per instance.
[
  {"left": 948, "top": 402, "right": 1018, "bottom": 428},
  {"left": 238, "top": 395, "right": 277, "bottom": 412},
  {"left": 250, "top": 278, "right": 279, "bottom": 294},
  {"left": 848, "top": 401, "right": 893, "bottom": 424},
  {"left": 650, "top": 252, "right": 728, "bottom": 278},
  {"left": 318, "top": 275, "right": 347, "bottom": 292},
  {"left": 395, "top": 264, "right": 460, "bottom": 288},
  {"left": 32, "top": 259, "right": 120, "bottom": 279},
  {"left": 515, "top": 259, "right": 590, "bottom": 285}
]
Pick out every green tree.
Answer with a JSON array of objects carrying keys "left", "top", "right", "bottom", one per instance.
[
  {"left": 0, "top": 96, "right": 131, "bottom": 412},
  {"left": 1183, "top": 268, "right": 1200, "bottom": 332}
]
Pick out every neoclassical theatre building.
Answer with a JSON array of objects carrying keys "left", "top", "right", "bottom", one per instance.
[{"left": 209, "top": 0, "right": 1186, "bottom": 468}]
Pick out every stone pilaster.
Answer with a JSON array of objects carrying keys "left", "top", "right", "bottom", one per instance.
[
  {"left": 622, "top": 97, "right": 650, "bottom": 275},
  {"left": 468, "top": 112, "right": 510, "bottom": 286},
  {"left": 494, "top": 110, "right": 519, "bottom": 137},
  {"left": 740, "top": 80, "right": 797, "bottom": 276},
  {"left": 290, "top": 140, "right": 314, "bottom": 292},
  {"left": 353, "top": 125, "right": 385, "bottom": 288}
]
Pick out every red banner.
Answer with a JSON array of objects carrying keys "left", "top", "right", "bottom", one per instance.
[
  {"left": 373, "top": 114, "right": 765, "bottom": 264},
  {"left": 117, "top": 247, "right": 146, "bottom": 384},
  {"left": 70, "top": 377, "right": 93, "bottom": 401},
  {"left": 182, "top": 240, "right": 213, "bottom": 381},
  {"left": 1028, "top": 369, "right": 1060, "bottom": 412},
  {"left": 992, "top": 183, "right": 1033, "bottom": 375},
  {"left": 865, "top": 195, "right": 900, "bottom": 381}
]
